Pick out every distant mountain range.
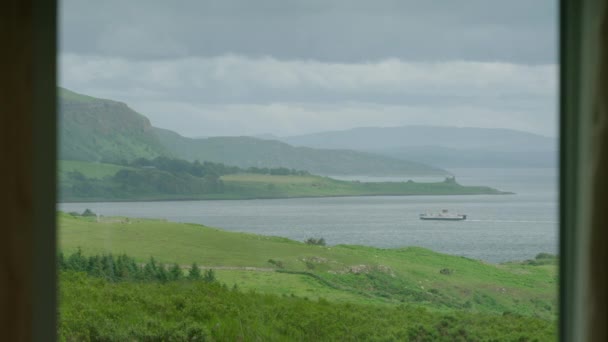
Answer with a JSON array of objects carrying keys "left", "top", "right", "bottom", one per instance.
[
  {"left": 58, "top": 88, "right": 446, "bottom": 176},
  {"left": 282, "top": 126, "right": 557, "bottom": 168}
]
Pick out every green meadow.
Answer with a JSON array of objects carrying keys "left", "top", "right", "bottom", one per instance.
[
  {"left": 222, "top": 173, "right": 509, "bottom": 198},
  {"left": 58, "top": 213, "right": 557, "bottom": 321}
]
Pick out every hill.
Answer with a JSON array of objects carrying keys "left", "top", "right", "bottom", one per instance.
[
  {"left": 283, "top": 126, "right": 558, "bottom": 168},
  {"left": 58, "top": 213, "right": 557, "bottom": 321},
  {"left": 59, "top": 88, "right": 448, "bottom": 176},
  {"left": 154, "top": 127, "right": 447, "bottom": 176},
  {"left": 58, "top": 88, "right": 169, "bottom": 163},
  {"left": 378, "top": 145, "right": 558, "bottom": 168}
]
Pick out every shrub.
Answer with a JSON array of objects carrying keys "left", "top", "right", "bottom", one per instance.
[
  {"left": 535, "top": 252, "right": 556, "bottom": 260},
  {"left": 305, "top": 237, "right": 326, "bottom": 246},
  {"left": 439, "top": 268, "right": 453, "bottom": 275},
  {"left": 81, "top": 208, "right": 96, "bottom": 217},
  {"left": 267, "top": 259, "right": 284, "bottom": 268}
]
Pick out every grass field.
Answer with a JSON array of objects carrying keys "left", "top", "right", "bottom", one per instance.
[
  {"left": 58, "top": 213, "right": 557, "bottom": 320},
  {"left": 59, "top": 160, "right": 133, "bottom": 185},
  {"left": 222, "top": 173, "right": 509, "bottom": 198}
]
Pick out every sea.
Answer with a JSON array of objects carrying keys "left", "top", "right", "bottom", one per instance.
[{"left": 59, "top": 168, "right": 558, "bottom": 263}]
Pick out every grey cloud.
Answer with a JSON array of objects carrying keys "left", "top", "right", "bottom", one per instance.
[
  {"left": 60, "top": 54, "right": 556, "bottom": 107},
  {"left": 60, "top": 54, "right": 557, "bottom": 137},
  {"left": 59, "top": 1, "right": 557, "bottom": 138},
  {"left": 117, "top": 101, "right": 558, "bottom": 138},
  {"left": 61, "top": 0, "right": 557, "bottom": 63}
]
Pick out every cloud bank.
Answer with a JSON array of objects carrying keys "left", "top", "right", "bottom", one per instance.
[{"left": 60, "top": 54, "right": 557, "bottom": 137}]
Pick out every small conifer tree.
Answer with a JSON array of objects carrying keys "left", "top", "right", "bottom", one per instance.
[
  {"left": 189, "top": 262, "right": 201, "bottom": 280},
  {"left": 203, "top": 268, "right": 216, "bottom": 283},
  {"left": 169, "top": 263, "right": 182, "bottom": 281}
]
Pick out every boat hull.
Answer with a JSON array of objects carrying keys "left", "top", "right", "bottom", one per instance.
[{"left": 419, "top": 216, "right": 466, "bottom": 221}]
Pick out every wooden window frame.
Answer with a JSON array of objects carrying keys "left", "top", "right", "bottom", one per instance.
[{"left": 2, "top": 0, "right": 607, "bottom": 340}]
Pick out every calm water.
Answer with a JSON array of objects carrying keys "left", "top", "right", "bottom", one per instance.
[{"left": 59, "top": 168, "right": 558, "bottom": 263}]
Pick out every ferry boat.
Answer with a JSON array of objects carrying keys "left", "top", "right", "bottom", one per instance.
[{"left": 419, "top": 209, "right": 467, "bottom": 221}]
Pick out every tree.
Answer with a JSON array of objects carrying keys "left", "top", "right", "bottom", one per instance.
[
  {"left": 143, "top": 257, "right": 158, "bottom": 281},
  {"left": 66, "top": 247, "right": 88, "bottom": 272},
  {"left": 169, "top": 263, "right": 183, "bottom": 281},
  {"left": 189, "top": 262, "right": 201, "bottom": 280},
  {"left": 203, "top": 269, "right": 216, "bottom": 283},
  {"left": 156, "top": 264, "right": 169, "bottom": 282},
  {"left": 87, "top": 255, "right": 104, "bottom": 278},
  {"left": 82, "top": 208, "right": 96, "bottom": 217}
]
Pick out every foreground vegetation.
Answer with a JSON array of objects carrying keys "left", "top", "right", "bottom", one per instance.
[
  {"left": 59, "top": 158, "right": 509, "bottom": 202},
  {"left": 59, "top": 270, "right": 555, "bottom": 341}
]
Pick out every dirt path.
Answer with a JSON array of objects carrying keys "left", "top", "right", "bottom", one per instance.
[{"left": 139, "top": 263, "right": 275, "bottom": 272}]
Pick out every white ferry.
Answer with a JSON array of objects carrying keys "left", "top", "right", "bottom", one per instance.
[{"left": 419, "top": 209, "right": 467, "bottom": 221}]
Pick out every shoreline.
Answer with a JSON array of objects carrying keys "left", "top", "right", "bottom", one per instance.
[
  {"left": 58, "top": 191, "right": 514, "bottom": 203},
  {"left": 57, "top": 211, "right": 551, "bottom": 265}
]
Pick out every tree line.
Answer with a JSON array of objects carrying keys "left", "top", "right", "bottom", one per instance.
[
  {"left": 61, "top": 156, "right": 312, "bottom": 199},
  {"left": 129, "top": 156, "right": 310, "bottom": 177},
  {"left": 58, "top": 248, "right": 216, "bottom": 283}
]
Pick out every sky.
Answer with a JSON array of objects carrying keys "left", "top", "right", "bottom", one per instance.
[{"left": 59, "top": 0, "right": 558, "bottom": 138}]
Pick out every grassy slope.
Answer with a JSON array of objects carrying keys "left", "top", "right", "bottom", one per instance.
[
  {"left": 59, "top": 213, "right": 556, "bottom": 320},
  {"left": 58, "top": 86, "right": 450, "bottom": 176},
  {"left": 58, "top": 88, "right": 169, "bottom": 163},
  {"left": 59, "top": 160, "right": 134, "bottom": 187}
]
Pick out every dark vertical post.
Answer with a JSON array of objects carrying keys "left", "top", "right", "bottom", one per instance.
[
  {"left": 0, "top": 2, "right": 35, "bottom": 341},
  {"left": 559, "top": 0, "right": 581, "bottom": 339},
  {"left": 589, "top": 2, "right": 608, "bottom": 340},
  {"left": 0, "top": 0, "right": 57, "bottom": 341},
  {"left": 31, "top": 0, "right": 58, "bottom": 341}
]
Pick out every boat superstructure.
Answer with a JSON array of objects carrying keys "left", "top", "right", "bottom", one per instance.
[{"left": 419, "top": 209, "right": 467, "bottom": 221}]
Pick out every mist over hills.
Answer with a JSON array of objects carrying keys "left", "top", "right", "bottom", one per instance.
[
  {"left": 153, "top": 128, "right": 446, "bottom": 176},
  {"left": 282, "top": 126, "right": 557, "bottom": 168},
  {"left": 58, "top": 88, "right": 447, "bottom": 176}
]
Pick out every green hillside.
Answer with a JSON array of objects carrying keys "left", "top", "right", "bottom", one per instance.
[
  {"left": 58, "top": 88, "right": 169, "bottom": 163},
  {"left": 58, "top": 213, "right": 557, "bottom": 320},
  {"left": 58, "top": 159, "right": 507, "bottom": 202},
  {"left": 154, "top": 128, "right": 447, "bottom": 176},
  {"left": 58, "top": 87, "right": 448, "bottom": 175}
]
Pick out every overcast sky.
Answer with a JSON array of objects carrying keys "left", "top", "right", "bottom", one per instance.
[{"left": 59, "top": 0, "right": 558, "bottom": 137}]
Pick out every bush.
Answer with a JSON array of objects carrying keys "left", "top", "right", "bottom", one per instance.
[
  {"left": 439, "top": 268, "right": 453, "bottom": 275},
  {"left": 267, "top": 259, "right": 284, "bottom": 268},
  {"left": 535, "top": 252, "right": 556, "bottom": 260},
  {"left": 305, "top": 237, "right": 326, "bottom": 246},
  {"left": 81, "top": 208, "right": 96, "bottom": 217}
]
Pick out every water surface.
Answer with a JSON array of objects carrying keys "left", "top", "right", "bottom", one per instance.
[{"left": 60, "top": 168, "right": 558, "bottom": 263}]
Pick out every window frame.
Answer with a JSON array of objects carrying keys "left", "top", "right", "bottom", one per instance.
[{"left": 21, "top": 0, "right": 602, "bottom": 340}]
